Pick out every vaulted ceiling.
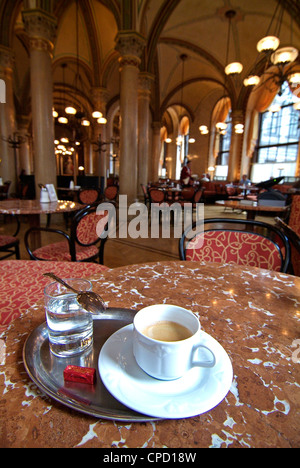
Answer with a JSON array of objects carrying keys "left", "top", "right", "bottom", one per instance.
[{"left": 1, "top": 0, "right": 300, "bottom": 133}]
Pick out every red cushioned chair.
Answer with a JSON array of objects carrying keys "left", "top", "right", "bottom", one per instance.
[
  {"left": 179, "top": 186, "right": 196, "bottom": 204},
  {"left": 276, "top": 195, "right": 300, "bottom": 276},
  {"left": 275, "top": 217, "right": 300, "bottom": 276},
  {"left": 179, "top": 218, "right": 290, "bottom": 273},
  {"left": 78, "top": 187, "right": 102, "bottom": 205},
  {"left": 103, "top": 185, "right": 118, "bottom": 204},
  {"left": 0, "top": 214, "right": 20, "bottom": 260},
  {"left": 24, "top": 204, "right": 108, "bottom": 264},
  {"left": 140, "top": 183, "right": 150, "bottom": 207},
  {"left": 148, "top": 188, "right": 165, "bottom": 203}
]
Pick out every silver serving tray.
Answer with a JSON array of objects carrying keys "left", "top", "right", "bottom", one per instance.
[{"left": 23, "top": 308, "right": 157, "bottom": 422}]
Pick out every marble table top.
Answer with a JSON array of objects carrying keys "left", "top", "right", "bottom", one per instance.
[
  {"left": 0, "top": 260, "right": 299, "bottom": 448},
  {"left": 0, "top": 199, "right": 82, "bottom": 215}
]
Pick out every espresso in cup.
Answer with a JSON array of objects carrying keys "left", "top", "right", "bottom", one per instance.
[
  {"left": 133, "top": 304, "right": 215, "bottom": 380},
  {"left": 142, "top": 320, "right": 193, "bottom": 342}
]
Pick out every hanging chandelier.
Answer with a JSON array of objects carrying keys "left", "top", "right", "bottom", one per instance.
[
  {"left": 53, "top": 0, "right": 101, "bottom": 129},
  {"left": 243, "top": 3, "right": 300, "bottom": 91},
  {"left": 224, "top": 10, "right": 243, "bottom": 77}
]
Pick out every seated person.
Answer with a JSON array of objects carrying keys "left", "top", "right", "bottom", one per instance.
[{"left": 240, "top": 174, "right": 251, "bottom": 186}]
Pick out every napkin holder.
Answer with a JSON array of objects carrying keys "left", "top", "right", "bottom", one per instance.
[{"left": 40, "top": 187, "right": 50, "bottom": 203}]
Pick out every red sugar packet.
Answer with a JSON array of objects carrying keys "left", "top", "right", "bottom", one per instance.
[{"left": 63, "top": 365, "right": 96, "bottom": 385}]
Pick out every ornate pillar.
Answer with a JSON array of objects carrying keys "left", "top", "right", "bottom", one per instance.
[
  {"left": 22, "top": 9, "right": 57, "bottom": 190},
  {"left": 115, "top": 32, "right": 145, "bottom": 203},
  {"left": 227, "top": 110, "right": 244, "bottom": 182},
  {"left": 138, "top": 72, "right": 153, "bottom": 197},
  {"left": 0, "top": 45, "right": 17, "bottom": 192}
]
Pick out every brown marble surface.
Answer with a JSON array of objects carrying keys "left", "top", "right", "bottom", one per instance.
[
  {"left": 1, "top": 260, "right": 299, "bottom": 448},
  {"left": 215, "top": 200, "right": 288, "bottom": 220},
  {"left": 0, "top": 199, "right": 82, "bottom": 215}
]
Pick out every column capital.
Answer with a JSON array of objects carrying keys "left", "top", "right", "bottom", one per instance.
[
  {"left": 92, "top": 86, "right": 109, "bottom": 110},
  {"left": 22, "top": 8, "right": 57, "bottom": 50},
  {"left": 152, "top": 121, "right": 162, "bottom": 132},
  {"left": 0, "top": 45, "right": 14, "bottom": 72},
  {"left": 115, "top": 31, "right": 145, "bottom": 67},
  {"left": 231, "top": 109, "right": 244, "bottom": 125},
  {"left": 138, "top": 72, "right": 154, "bottom": 96}
]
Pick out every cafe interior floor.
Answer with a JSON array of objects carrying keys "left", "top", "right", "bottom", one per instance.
[{"left": 0, "top": 203, "right": 277, "bottom": 269}]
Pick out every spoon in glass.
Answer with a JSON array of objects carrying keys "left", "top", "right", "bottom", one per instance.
[{"left": 43, "top": 272, "right": 106, "bottom": 314}]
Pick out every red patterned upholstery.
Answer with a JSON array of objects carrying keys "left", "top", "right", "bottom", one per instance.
[
  {"left": 25, "top": 205, "right": 109, "bottom": 263},
  {"left": 149, "top": 189, "right": 165, "bottom": 203},
  {"left": 32, "top": 241, "right": 99, "bottom": 261},
  {"left": 193, "top": 188, "right": 203, "bottom": 204},
  {"left": 180, "top": 187, "right": 195, "bottom": 202},
  {"left": 0, "top": 235, "right": 20, "bottom": 260},
  {"left": 104, "top": 186, "right": 118, "bottom": 201},
  {"left": 185, "top": 230, "right": 283, "bottom": 271},
  {"left": 289, "top": 195, "right": 300, "bottom": 236},
  {"left": 0, "top": 215, "right": 20, "bottom": 260},
  {"left": 78, "top": 188, "right": 101, "bottom": 205},
  {"left": 0, "top": 260, "right": 110, "bottom": 332},
  {"left": 288, "top": 195, "right": 300, "bottom": 276},
  {"left": 0, "top": 235, "right": 18, "bottom": 247},
  {"left": 179, "top": 218, "right": 290, "bottom": 273}
]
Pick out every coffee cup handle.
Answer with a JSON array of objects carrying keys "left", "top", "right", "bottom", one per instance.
[{"left": 191, "top": 344, "right": 216, "bottom": 368}]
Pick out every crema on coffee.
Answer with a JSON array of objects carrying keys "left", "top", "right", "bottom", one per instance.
[{"left": 142, "top": 320, "right": 193, "bottom": 342}]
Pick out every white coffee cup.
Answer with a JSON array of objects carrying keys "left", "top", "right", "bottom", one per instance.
[{"left": 133, "top": 304, "right": 215, "bottom": 380}]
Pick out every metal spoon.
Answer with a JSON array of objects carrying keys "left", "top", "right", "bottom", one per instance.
[{"left": 43, "top": 272, "right": 106, "bottom": 314}]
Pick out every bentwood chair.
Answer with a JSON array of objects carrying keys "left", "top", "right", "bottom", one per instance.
[
  {"left": 276, "top": 215, "right": 300, "bottom": 276},
  {"left": 78, "top": 187, "right": 102, "bottom": 205},
  {"left": 24, "top": 204, "right": 108, "bottom": 264},
  {"left": 0, "top": 181, "right": 11, "bottom": 201},
  {"left": 103, "top": 185, "right": 118, "bottom": 203},
  {"left": 0, "top": 214, "right": 20, "bottom": 260},
  {"left": 148, "top": 188, "right": 165, "bottom": 203},
  {"left": 140, "top": 184, "right": 150, "bottom": 207},
  {"left": 179, "top": 218, "right": 290, "bottom": 273}
]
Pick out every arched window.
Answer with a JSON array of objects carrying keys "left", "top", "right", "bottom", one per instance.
[
  {"left": 215, "top": 111, "right": 232, "bottom": 179},
  {"left": 251, "top": 82, "right": 300, "bottom": 182}
]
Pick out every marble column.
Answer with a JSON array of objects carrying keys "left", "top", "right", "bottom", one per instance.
[
  {"left": 0, "top": 46, "right": 17, "bottom": 193},
  {"left": 151, "top": 121, "right": 162, "bottom": 182},
  {"left": 22, "top": 9, "right": 57, "bottom": 191},
  {"left": 17, "top": 115, "right": 32, "bottom": 174},
  {"left": 115, "top": 32, "right": 145, "bottom": 203},
  {"left": 227, "top": 110, "right": 244, "bottom": 182},
  {"left": 138, "top": 72, "right": 153, "bottom": 197},
  {"left": 92, "top": 87, "right": 109, "bottom": 192}
]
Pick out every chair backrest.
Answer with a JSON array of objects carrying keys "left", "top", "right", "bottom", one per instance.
[
  {"left": 78, "top": 188, "right": 101, "bottom": 205},
  {"left": 179, "top": 218, "right": 290, "bottom": 272},
  {"left": 104, "top": 185, "right": 118, "bottom": 201},
  {"left": 70, "top": 204, "right": 108, "bottom": 262},
  {"left": 181, "top": 187, "right": 195, "bottom": 201},
  {"left": 149, "top": 188, "right": 165, "bottom": 203},
  {"left": 193, "top": 188, "right": 203, "bottom": 203},
  {"left": 225, "top": 185, "right": 237, "bottom": 196},
  {"left": 72, "top": 204, "right": 108, "bottom": 247},
  {"left": 0, "top": 181, "right": 11, "bottom": 199},
  {"left": 289, "top": 195, "right": 300, "bottom": 237}
]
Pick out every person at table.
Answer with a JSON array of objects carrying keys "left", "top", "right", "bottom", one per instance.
[
  {"left": 240, "top": 174, "right": 251, "bottom": 186},
  {"left": 180, "top": 160, "right": 193, "bottom": 186}
]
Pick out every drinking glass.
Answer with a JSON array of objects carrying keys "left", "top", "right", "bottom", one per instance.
[{"left": 44, "top": 279, "right": 93, "bottom": 357}]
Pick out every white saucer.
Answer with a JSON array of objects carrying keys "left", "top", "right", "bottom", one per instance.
[{"left": 99, "top": 324, "right": 233, "bottom": 419}]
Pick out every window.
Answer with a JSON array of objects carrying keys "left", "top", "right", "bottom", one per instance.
[
  {"left": 255, "top": 83, "right": 300, "bottom": 165},
  {"left": 215, "top": 112, "right": 232, "bottom": 179}
]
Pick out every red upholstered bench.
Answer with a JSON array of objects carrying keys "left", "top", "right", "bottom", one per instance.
[{"left": 0, "top": 260, "right": 110, "bottom": 332}]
